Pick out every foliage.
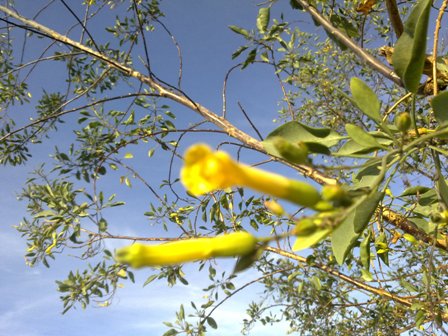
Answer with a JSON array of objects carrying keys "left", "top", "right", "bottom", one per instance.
[{"left": 1, "top": 0, "right": 448, "bottom": 334}]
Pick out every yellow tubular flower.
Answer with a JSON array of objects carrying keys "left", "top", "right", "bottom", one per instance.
[
  {"left": 116, "top": 232, "right": 258, "bottom": 268},
  {"left": 181, "top": 144, "right": 323, "bottom": 209}
]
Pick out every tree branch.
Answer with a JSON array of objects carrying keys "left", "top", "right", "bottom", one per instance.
[
  {"left": 0, "top": 5, "right": 334, "bottom": 185},
  {"left": 381, "top": 208, "right": 447, "bottom": 250},
  {"left": 266, "top": 246, "right": 413, "bottom": 307},
  {"left": 1, "top": 5, "right": 446, "bottom": 253},
  {"left": 292, "top": 0, "right": 403, "bottom": 86}
]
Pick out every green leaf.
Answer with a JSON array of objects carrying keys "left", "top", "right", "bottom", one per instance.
[
  {"left": 256, "top": 7, "right": 270, "bottom": 33},
  {"left": 260, "top": 52, "right": 269, "bottom": 63},
  {"left": 400, "top": 186, "right": 431, "bottom": 197},
  {"left": 229, "top": 25, "right": 250, "bottom": 38},
  {"left": 336, "top": 133, "right": 393, "bottom": 156},
  {"left": 353, "top": 159, "right": 382, "bottom": 188},
  {"left": 124, "top": 152, "right": 134, "bottom": 159},
  {"left": 359, "top": 232, "right": 371, "bottom": 270},
  {"left": 233, "top": 248, "right": 263, "bottom": 273},
  {"left": 289, "top": 0, "right": 303, "bottom": 10},
  {"left": 207, "top": 317, "right": 218, "bottom": 329},
  {"left": 241, "top": 48, "right": 257, "bottom": 69},
  {"left": 98, "top": 218, "right": 107, "bottom": 232},
  {"left": 162, "top": 329, "right": 178, "bottom": 336},
  {"left": 374, "top": 232, "right": 389, "bottom": 266},
  {"left": 392, "top": 0, "right": 432, "bottom": 92},
  {"left": 304, "top": 142, "right": 331, "bottom": 155},
  {"left": 231, "top": 45, "right": 249, "bottom": 60},
  {"left": 332, "top": 191, "right": 384, "bottom": 264},
  {"left": 409, "top": 217, "right": 436, "bottom": 234},
  {"left": 336, "top": 141, "right": 376, "bottom": 157},
  {"left": 325, "top": 14, "right": 359, "bottom": 50},
  {"left": 292, "top": 228, "right": 331, "bottom": 251},
  {"left": 330, "top": 14, "right": 359, "bottom": 38},
  {"left": 263, "top": 121, "right": 342, "bottom": 157},
  {"left": 350, "top": 78, "right": 381, "bottom": 123},
  {"left": 179, "top": 304, "right": 185, "bottom": 320},
  {"left": 438, "top": 175, "right": 448, "bottom": 208},
  {"left": 400, "top": 279, "right": 418, "bottom": 293},
  {"left": 354, "top": 192, "right": 385, "bottom": 233},
  {"left": 310, "top": 276, "right": 322, "bottom": 291},
  {"left": 345, "top": 124, "right": 384, "bottom": 150},
  {"left": 361, "top": 269, "right": 373, "bottom": 282},
  {"left": 269, "top": 136, "right": 308, "bottom": 164},
  {"left": 403, "top": 233, "right": 417, "bottom": 244},
  {"left": 431, "top": 91, "right": 448, "bottom": 125},
  {"left": 35, "top": 210, "right": 56, "bottom": 218},
  {"left": 415, "top": 310, "right": 426, "bottom": 329}
]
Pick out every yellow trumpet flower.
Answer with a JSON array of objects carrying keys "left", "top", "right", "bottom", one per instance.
[
  {"left": 180, "top": 144, "right": 324, "bottom": 209},
  {"left": 116, "top": 231, "right": 258, "bottom": 268}
]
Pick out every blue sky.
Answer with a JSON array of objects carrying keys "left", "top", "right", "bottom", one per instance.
[{"left": 0, "top": 1, "right": 319, "bottom": 335}]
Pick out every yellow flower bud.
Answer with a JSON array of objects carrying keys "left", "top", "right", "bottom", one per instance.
[
  {"left": 264, "top": 200, "right": 285, "bottom": 216},
  {"left": 181, "top": 144, "right": 322, "bottom": 208},
  {"left": 116, "top": 232, "right": 258, "bottom": 268},
  {"left": 208, "top": 232, "right": 258, "bottom": 257}
]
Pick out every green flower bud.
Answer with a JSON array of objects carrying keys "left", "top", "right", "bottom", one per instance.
[
  {"left": 271, "top": 136, "right": 308, "bottom": 165},
  {"left": 264, "top": 200, "right": 285, "bottom": 216},
  {"left": 322, "top": 184, "right": 346, "bottom": 201},
  {"left": 292, "top": 218, "right": 319, "bottom": 236},
  {"left": 321, "top": 184, "right": 351, "bottom": 207},
  {"left": 430, "top": 212, "right": 443, "bottom": 223},
  {"left": 395, "top": 112, "right": 411, "bottom": 133}
]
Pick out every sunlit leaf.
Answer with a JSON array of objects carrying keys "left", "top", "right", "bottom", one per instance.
[
  {"left": 345, "top": 124, "right": 384, "bottom": 149},
  {"left": 229, "top": 25, "right": 250, "bottom": 38},
  {"left": 400, "top": 185, "right": 431, "bottom": 197},
  {"left": 256, "top": 7, "right": 270, "bottom": 33},
  {"left": 292, "top": 228, "right": 331, "bottom": 251},
  {"left": 350, "top": 77, "right": 381, "bottom": 123}
]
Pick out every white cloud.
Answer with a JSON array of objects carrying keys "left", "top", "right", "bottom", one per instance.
[{"left": 0, "top": 297, "right": 55, "bottom": 336}]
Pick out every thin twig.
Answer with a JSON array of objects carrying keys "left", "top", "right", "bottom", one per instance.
[
  {"left": 153, "top": 16, "right": 183, "bottom": 89},
  {"left": 199, "top": 266, "right": 296, "bottom": 327},
  {"left": 132, "top": 0, "right": 152, "bottom": 79},
  {"left": 222, "top": 64, "right": 241, "bottom": 118},
  {"left": 59, "top": 0, "right": 100, "bottom": 51},
  {"left": 237, "top": 101, "right": 263, "bottom": 141}
]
